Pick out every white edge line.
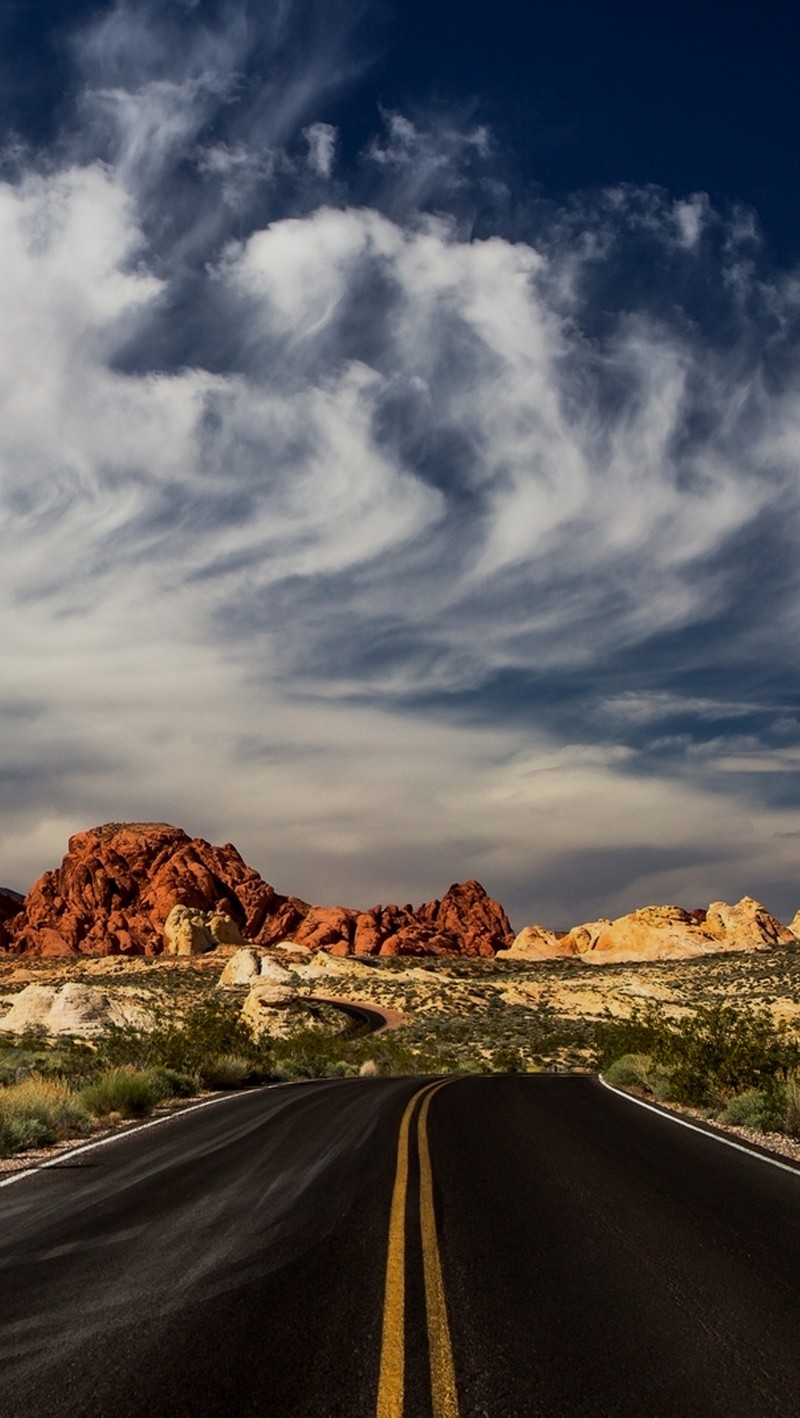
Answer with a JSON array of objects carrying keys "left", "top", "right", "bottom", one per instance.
[
  {"left": 599, "top": 1074, "right": 800, "bottom": 1179},
  {"left": 0, "top": 1080, "right": 309, "bottom": 1192}
]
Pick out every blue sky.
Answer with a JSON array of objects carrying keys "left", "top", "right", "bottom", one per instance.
[{"left": 1, "top": 0, "right": 800, "bottom": 929}]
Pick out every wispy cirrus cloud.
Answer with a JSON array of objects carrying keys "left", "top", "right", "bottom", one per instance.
[{"left": 1, "top": 0, "right": 800, "bottom": 925}]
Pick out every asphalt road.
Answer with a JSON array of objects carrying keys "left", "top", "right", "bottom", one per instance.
[{"left": 3, "top": 1075, "right": 800, "bottom": 1416}]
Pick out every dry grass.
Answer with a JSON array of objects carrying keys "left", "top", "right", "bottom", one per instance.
[{"left": 0, "top": 1075, "right": 91, "bottom": 1154}]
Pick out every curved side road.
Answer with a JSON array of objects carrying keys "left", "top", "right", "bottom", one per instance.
[
  {"left": 307, "top": 995, "right": 407, "bottom": 1033},
  {"left": 3, "top": 1076, "right": 800, "bottom": 1415}
]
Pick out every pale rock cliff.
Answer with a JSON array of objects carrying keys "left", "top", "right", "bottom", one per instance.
[{"left": 504, "top": 898, "right": 796, "bottom": 964}]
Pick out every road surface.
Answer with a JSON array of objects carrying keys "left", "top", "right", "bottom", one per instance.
[{"left": 2, "top": 1075, "right": 800, "bottom": 1416}]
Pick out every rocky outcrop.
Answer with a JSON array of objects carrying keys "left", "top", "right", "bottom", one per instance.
[
  {"left": 293, "top": 906, "right": 359, "bottom": 953},
  {"left": 284, "top": 882, "right": 514, "bottom": 958},
  {"left": 6, "top": 823, "right": 308, "bottom": 958},
  {"left": 3, "top": 825, "right": 513, "bottom": 960},
  {"left": 218, "top": 948, "right": 293, "bottom": 987},
  {"left": 0, "top": 982, "right": 151, "bottom": 1036},
  {"left": 305, "top": 881, "right": 514, "bottom": 959},
  {"left": 703, "top": 897, "right": 794, "bottom": 948},
  {"left": 163, "top": 905, "right": 247, "bottom": 956},
  {"left": 502, "top": 898, "right": 796, "bottom": 965},
  {"left": 241, "top": 982, "right": 299, "bottom": 1038},
  {"left": 498, "top": 924, "right": 574, "bottom": 960},
  {"left": 218, "top": 948, "right": 264, "bottom": 986}
]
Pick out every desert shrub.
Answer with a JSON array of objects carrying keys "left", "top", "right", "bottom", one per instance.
[
  {"left": 491, "top": 1045, "right": 526, "bottom": 1073},
  {"left": 662, "top": 1004, "right": 800, "bottom": 1107},
  {"left": 148, "top": 1067, "right": 197, "bottom": 1098},
  {"left": 98, "top": 997, "right": 274, "bottom": 1080},
  {"left": 198, "top": 1054, "right": 255, "bottom": 1089},
  {"left": 717, "top": 1089, "right": 773, "bottom": 1129},
  {"left": 597, "top": 1002, "right": 800, "bottom": 1109},
  {"left": 272, "top": 1028, "right": 340, "bottom": 1079},
  {"left": 0, "top": 1076, "right": 90, "bottom": 1143},
  {"left": 603, "top": 1051, "right": 675, "bottom": 1101},
  {"left": 80, "top": 1067, "right": 163, "bottom": 1118},
  {"left": 454, "top": 1057, "right": 491, "bottom": 1075},
  {"left": 594, "top": 1007, "right": 672, "bottom": 1070},
  {"left": 603, "top": 1053, "right": 656, "bottom": 1090},
  {"left": 0, "top": 1113, "right": 51, "bottom": 1156},
  {"left": 0, "top": 1057, "right": 27, "bottom": 1086},
  {"left": 8, "top": 1025, "right": 50, "bottom": 1052}
]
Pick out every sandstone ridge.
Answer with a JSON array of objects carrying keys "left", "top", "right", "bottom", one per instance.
[
  {"left": 2, "top": 822, "right": 513, "bottom": 960},
  {"left": 499, "top": 896, "right": 796, "bottom": 964}
]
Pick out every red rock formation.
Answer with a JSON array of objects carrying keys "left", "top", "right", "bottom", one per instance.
[
  {"left": 7, "top": 823, "right": 307, "bottom": 958},
  {"left": 3, "top": 823, "right": 514, "bottom": 959},
  {"left": 292, "top": 906, "right": 358, "bottom": 953},
  {"left": 416, "top": 880, "right": 513, "bottom": 956},
  {"left": 346, "top": 880, "right": 513, "bottom": 958}
]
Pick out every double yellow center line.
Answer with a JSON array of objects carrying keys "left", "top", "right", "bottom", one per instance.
[{"left": 376, "top": 1080, "right": 460, "bottom": 1418}]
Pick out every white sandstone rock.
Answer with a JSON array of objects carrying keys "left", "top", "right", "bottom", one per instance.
[
  {"left": 0, "top": 983, "right": 150, "bottom": 1037},
  {"left": 241, "top": 982, "right": 297, "bottom": 1038},
  {"left": 218, "top": 948, "right": 263, "bottom": 986}
]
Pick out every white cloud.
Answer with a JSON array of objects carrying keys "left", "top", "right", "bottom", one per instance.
[{"left": 304, "top": 122, "right": 337, "bottom": 178}]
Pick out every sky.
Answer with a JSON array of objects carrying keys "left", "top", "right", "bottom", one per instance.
[{"left": 1, "top": 0, "right": 800, "bottom": 930}]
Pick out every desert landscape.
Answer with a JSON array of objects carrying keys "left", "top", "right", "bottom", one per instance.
[
  {"left": 3, "top": 821, "right": 800, "bottom": 1053},
  {"left": 3, "top": 822, "right": 800, "bottom": 1168}
]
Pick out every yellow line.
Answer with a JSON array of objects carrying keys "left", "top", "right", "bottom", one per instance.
[
  {"left": 418, "top": 1083, "right": 460, "bottom": 1418},
  {"left": 376, "top": 1081, "right": 442, "bottom": 1418}
]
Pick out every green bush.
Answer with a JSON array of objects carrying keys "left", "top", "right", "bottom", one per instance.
[
  {"left": 80, "top": 1067, "right": 163, "bottom": 1118},
  {"left": 603, "top": 1053, "right": 655, "bottom": 1090},
  {"left": 325, "top": 1060, "right": 359, "bottom": 1078},
  {"left": 717, "top": 1088, "right": 773, "bottom": 1129},
  {"left": 148, "top": 1067, "right": 197, "bottom": 1098},
  {"left": 594, "top": 1006, "right": 672, "bottom": 1070},
  {"left": 198, "top": 1054, "right": 256, "bottom": 1089},
  {"left": 0, "top": 1113, "right": 51, "bottom": 1156},
  {"left": 491, "top": 1046, "right": 526, "bottom": 1073},
  {"left": 97, "top": 997, "right": 275, "bottom": 1081},
  {"left": 597, "top": 1003, "right": 800, "bottom": 1110},
  {"left": 0, "top": 1058, "right": 27, "bottom": 1086},
  {"left": 601, "top": 998, "right": 800, "bottom": 1117},
  {"left": 663, "top": 1004, "right": 799, "bottom": 1106}
]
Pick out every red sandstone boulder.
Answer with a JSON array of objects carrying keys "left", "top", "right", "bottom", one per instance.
[{"left": 293, "top": 906, "right": 358, "bottom": 952}]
